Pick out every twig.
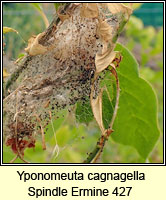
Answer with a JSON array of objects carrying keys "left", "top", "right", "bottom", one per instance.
[
  {"left": 4, "top": 56, "right": 32, "bottom": 98},
  {"left": 39, "top": 3, "right": 71, "bottom": 45},
  {"left": 3, "top": 85, "right": 24, "bottom": 103},
  {"left": 10, "top": 153, "right": 29, "bottom": 164},
  {"left": 84, "top": 66, "right": 120, "bottom": 163},
  {"left": 10, "top": 155, "right": 18, "bottom": 163}
]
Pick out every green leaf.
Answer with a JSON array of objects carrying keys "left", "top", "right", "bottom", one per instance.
[
  {"left": 18, "top": 53, "right": 25, "bottom": 58},
  {"left": 74, "top": 43, "right": 160, "bottom": 160},
  {"left": 75, "top": 71, "right": 116, "bottom": 126},
  {"left": 102, "top": 90, "right": 114, "bottom": 129},
  {"left": 75, "top": 99, "right": 93, "bottom": 124},
  {"left": 109, "top": 43, "right": 160, "bottom": 159},
  {"left": 3, "top": 27, "right": 18, "bottom": 34},
  {"left": 101, "top": 72, "right": 117, "bottom": 129}
]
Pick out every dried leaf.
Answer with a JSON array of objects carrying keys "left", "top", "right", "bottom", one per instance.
[
  {"left": 95, "top": 49, "right": 116, "bottom": 74},
  {"left": 90, "top": 89, "right": 105, "bottom": 133},
  {"left": 95, "top": 19, "right": 116, "bottom": 74},
  {"left": 74, "top": 3, "right": 81, "bottom": 6},
  {"left": 80, "top": 3, "right": 99, "bottom": 18},
  {"left": 25, "top": 32, "right": 48, "bottom": 56},
  {"left": 97, "top": 20, "right": 113, "bottom": 43},
  {"left": 124, "top": 3, "right": 142, "bottom": 10},
  {"left": 107, "top": 3, "right": 132, "bottom": 19},
  {"left": 95, "top": 3, "right": 132, "bottom": 74},
  {"left": 58, "top": 10, "right": 70, "bottom": 22}
]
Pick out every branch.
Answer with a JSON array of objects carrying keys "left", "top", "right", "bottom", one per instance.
[{"left": 3, "top": 3, "right": 71, "bottom": 98}]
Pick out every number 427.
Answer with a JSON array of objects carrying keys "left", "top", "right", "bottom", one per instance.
[{"left": 112, "top": 187, "right": 132, "bottom": 196}]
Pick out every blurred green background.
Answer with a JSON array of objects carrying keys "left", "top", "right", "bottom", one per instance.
[{"left": 3, "top": 3, "right": 163, "bottom": 163}]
